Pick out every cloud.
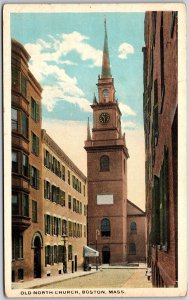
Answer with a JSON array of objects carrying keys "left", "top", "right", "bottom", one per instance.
[
  {"left": 121, "top": 120, "right": 137, "bottom": 130},
  {"left": 42, "top": 119, "right": 145, "bottom": 210},
  {"left": 118, "top": 42, "right": 134, "bottom": 59},
  {"left": 24, "top": 33, "right": 98, "bottom": 112},
  {"left": 119, "top": 102, "right": 136, "bottom": 116}
]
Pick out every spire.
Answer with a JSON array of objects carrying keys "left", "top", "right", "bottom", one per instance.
[
  {"left": 87, "top": 117, "right": 91, "bottom": 140},
  {"left": 101, "top": 17, "right": 111, "bottom": 78},
  {"left": 93, "top": 93, "right": 97, "bottom": 104}
]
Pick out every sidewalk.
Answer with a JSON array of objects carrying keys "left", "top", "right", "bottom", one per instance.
[
  {"left": 12, "top": 269, "right": 97, "bottom": 289},
  {"left": 122, "top": 269, "right": 152, "bottom": 288}
]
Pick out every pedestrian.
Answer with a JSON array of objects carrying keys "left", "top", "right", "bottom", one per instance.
[{"left": 146, "top": 267, "right": 152, "bottom": 281}]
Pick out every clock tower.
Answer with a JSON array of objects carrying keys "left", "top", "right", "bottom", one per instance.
[{"left": 84, "top": 19, "right": 129, "bottom": 264}]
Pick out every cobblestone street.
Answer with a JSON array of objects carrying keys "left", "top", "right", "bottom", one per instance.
[{"left": 40, "top": 269, "right": 152, "bottom": 289}]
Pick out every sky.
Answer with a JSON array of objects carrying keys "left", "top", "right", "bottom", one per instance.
[{"left": 11, "top": 12, "right": 146, "bottom": 210}]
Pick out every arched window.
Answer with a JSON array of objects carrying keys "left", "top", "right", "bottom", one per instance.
[
  {"left": 100, "top": 155, "right": 109, "bottom": 171},
  {"left": 130, "top": 222, "right": 137, "bottom": 234},
  {"left": 129, "top": 243, "right": 136, "bottom": 255},
  {"left": 101, "top": 218, "right": 111, "bottom": 237}
]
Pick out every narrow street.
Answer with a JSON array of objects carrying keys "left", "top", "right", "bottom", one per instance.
[{"left": 40, "top": 269, "right": 152, "bottom": 289}]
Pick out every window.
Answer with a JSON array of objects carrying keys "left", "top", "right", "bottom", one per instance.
[
  {"left": 22, "top": 154, "right": 28, "bottom": 177},
  {"left": 101, "top": 218, "right": 111, "bottom": 237},
  {"left": 31, "top": 98, "right": 40, "bottom": 122},
  {"left": 32, "top": 132, "right": 39, "bottom": 156},
  {"left": 68, "top": 195, "right": 72, "bottom": 209},
  {"left": 21, "top": 74, "right": 27, "bottom": 97},
  {"left": 44, "top": 150, "right": 51, "bottom": 169},
  {"left": 73, "top": 198, "right": 76, "bottom": 212},
  {"left": 45, "top": 245, "right": 52, "bottom": 266},
  {"left": 32, "top": 200, "right": 37, "bottom": 223},
  {"left": 159, "top": 147, "right": 169, "bottom": 250},
  {"left": 58, "top": 245, "right": 63, "bottom": 263},
  {"left": 12, "top": 151, "right": 18, "bottom": 173},
  {"left": 44, "top": 180, "right": 51, "bottom": 200},
  {"left": 84, "top": 205, "right": 87, "bottom": 216},
  {"left": 68, "top": 245, "right": 73, "bottom": 261},
  {"left": 12, "top": 234, "right": 23, "bottom": 260},
  {"left": 100, "top": 155, "right": 109, "bottom": 171},
  {"left": 22, "top": 194, "right": 29, "bottom": 217},
  {"left": 45, "top": 214, "right": 51, "bottom": 235},
  {"left": 84, "top": 225, "right": 86, "bottom": 238},
  {"left": 68, "top": 170, "right": 70, "bottom": 185},
  {"left": 79, "top": 202, "right": 82, "bottom": 214},
  {"left": 12, "top": 193, "right": 19, "bottom": 215},
  {"left": 18, "top": 269, "right": 24, "bottom": 281},
  {"left": 11, "top": 108, "right": 18, "bottom": 130},
  {"left": 160, "top": 13, "right": 165, "bottom": 113},
  {"left": 171, "top": 11, "right": 177, "bottom": 38},
  {"left": 12, "top": 66, "right": 19, "bottom": 91},
  {"left": 30, "top": 166, "right": 39, "bottom": 189},
  {"left": 62, "top": 220, "right": 67, "bottom": 236},
  {"left": 54, "top": 217, "right": 58, "bottom": 236},
  {"left": 130, "top": 222, "right": 137, "bottom": 234},
  {"left": 52, "top": 185, "right": 57, "bottom": 202},
  {"left": 68, "top": 221, "right": 72, "bottom": 237},
  {"left": 129, "top": 243, "right": 136, "bottom": 255},
  {"left": 59, "top": 190, "right": 65, "bottom": 206},
  {"left": 22, "top": 111, "right": 28, "bottom": 138}
]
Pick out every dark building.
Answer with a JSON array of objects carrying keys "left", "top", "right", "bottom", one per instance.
[
  {"left": 84, "top": 20, "right": 129, "bottom": 264},
  {"left": 12, "top": 39, "right": 44, "bottom": 281},
  {"left": 127, "top": 200, "right": 146, "bottom": 263},
  {"left": 143, "top": 12, "right": 178, "bottom": 287}
]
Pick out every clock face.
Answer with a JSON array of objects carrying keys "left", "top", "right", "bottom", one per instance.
[
  {"left": 99, "top": 112, "right": 110, "bottom": 124},
  {"left": 103, "top": 89, "right": 109, "bottom": 97}
]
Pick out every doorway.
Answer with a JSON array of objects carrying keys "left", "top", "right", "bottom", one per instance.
[
  {"left": 102, "top": 246, "right": 110, "bottom": 264},
  {"left": 75, "top": 255, "right": 77, "bottom": 272},
  {"left": 34, "top": 236, "right": 41, "bottom": 278}
]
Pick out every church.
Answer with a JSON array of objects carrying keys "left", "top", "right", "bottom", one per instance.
[{"left": 84, "top": 20, "right": 146, "bottom": 265}]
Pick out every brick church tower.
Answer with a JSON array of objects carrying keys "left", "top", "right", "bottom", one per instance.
[{"left": 84, "top": 19, "right": 129, "bottom": 264}]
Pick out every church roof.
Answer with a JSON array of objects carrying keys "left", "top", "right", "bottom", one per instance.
[
  {"left": 127, "top": 199, "right": 145, "bottom": 216},
  {"left": 101, "top": 18, "right": 111, "bottom": 78}
]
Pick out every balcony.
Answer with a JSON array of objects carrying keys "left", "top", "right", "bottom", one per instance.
[{"left": 12, "top": 215, "right": 31, "bottom": 231}]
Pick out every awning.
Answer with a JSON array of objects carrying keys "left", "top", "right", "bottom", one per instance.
[{"left": 83, "top": 245, "right": 99, "bottom": 257}]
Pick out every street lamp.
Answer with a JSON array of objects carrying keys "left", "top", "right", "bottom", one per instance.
[
  {"left": 96, "top": 229, "right": 100, "bottom": 271},
  {"left": 62, "top": 234, "right": 68, "bottom": 273}
]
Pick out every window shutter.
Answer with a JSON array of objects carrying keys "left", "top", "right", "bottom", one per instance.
[
  {"left": 29, "top": 165, "right": 32, "bottom": 185},
  {"left": 44, "top": 149, "right": 46, "bottom": 166},
  {"left": 36, "top": 136, "right": 39, "bottom": 156},
  {"left": 44, "top": 214, "right": 47, "bottom": 234},
  {"left": 51, "top": 246, "right": 54, "bottom": 265},
  {"left": 44, "top": 180, "right": 46, "bottom": 199},
  {"left": 36, "top": 103, "right": 40, "bottom": 122},
  {"left": 164, "top": 147, "right": 169, "bottom": 249},
  {"left": 45, "top": 246, "right": 47, "bottom": 266},
  {"left": 37, "top": 169, "right": 40, "bottom": 190},
  {"left": 160, "top": 168, "right": 164, "bottom": 245},
  {"left": 58, "top": 218, "right": 61, "bottom": 236},
  {"left": 56, "top": 187, "right": 60, "bottom": 204},
  {"left": 50, "top": 216, "right": 53, "bottom": 236},
  {"left": 154, "top": 175, "right": 160, "bottom": 244}
]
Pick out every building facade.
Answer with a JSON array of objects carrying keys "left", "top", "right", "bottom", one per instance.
[
  {"left": 11, "top": 39, "right": 88, "bottom": 282},
  {"left": 85, "top": 20, "right": 129, "bottom": 265},
  {"left": 12, "top": 39, "right": 44, "bottom": 282},
  {"left": 127, "top": 200, "right": 146, "bottom": 263},
  {"left": 143, "top": 12, "right": 178, "bottom": 287},
  {"left": 42, "top": 130, "right": 87, "bottom": 276}
]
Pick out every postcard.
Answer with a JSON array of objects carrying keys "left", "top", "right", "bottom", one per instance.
[{"left": 3, "top": 3, "right": 187, "bottom": 298}]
